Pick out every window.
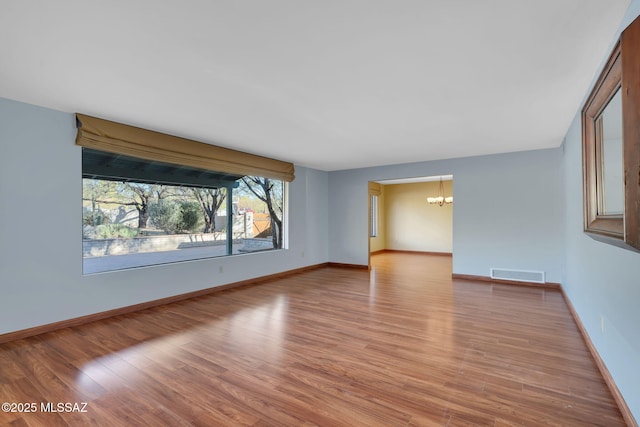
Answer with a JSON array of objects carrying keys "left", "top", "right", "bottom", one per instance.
[
  {"left": 76, "top": 114, "right": 292, "bottom": 274},
  {"left": 82, "top": 149, "right": 286, "bottom": 274},
  {"left": 370, "top": 194, "right": 379, "bottom": 237},
  {"left": 369, "top": 182, "right": 382, "bottom": 239}
]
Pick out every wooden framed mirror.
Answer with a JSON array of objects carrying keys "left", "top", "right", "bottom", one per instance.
[{"left": 582, "top": 15, "right": 640, "bottom": 251}]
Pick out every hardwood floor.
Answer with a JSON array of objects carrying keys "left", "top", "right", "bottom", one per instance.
[{"left": 0, "top": 253, "right": 626, "bottom": 426}]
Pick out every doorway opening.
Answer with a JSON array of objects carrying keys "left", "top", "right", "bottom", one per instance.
[{"left": 368, "top": 175, "right": 454, "bottom": 269}]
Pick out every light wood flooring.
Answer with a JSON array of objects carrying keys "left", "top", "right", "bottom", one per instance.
[{"left": 0, "top": 252, "right": 626, "bottom": 426}]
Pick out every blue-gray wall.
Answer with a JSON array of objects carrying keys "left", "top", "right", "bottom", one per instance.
[
  {"left": 0, "top": 97, "right": 329, "bottom": 334},
  {"left": 561, "top": 1, "right": 640, "bottom": 421},
  {"left": 328, "top": 148, "right": 564, "bottom": 283}
]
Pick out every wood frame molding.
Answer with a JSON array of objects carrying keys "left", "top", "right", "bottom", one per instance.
[
  {"left": 327, "top": 262, "right": 369, "bottom": 270},
  {"left": 582, "top": 40, "right": 624, "bottom": 240},
  {"left": 582, "top": 15, "right": 640, "bottom": 251},
  {"left": 560, "top": 288, "right": 638, "bottom": 427},
  {"left": 621, "top": 14, "right": 640, "bottom": 250}
]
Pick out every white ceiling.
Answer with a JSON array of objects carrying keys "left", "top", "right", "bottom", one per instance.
[{"left": 0, "top": 1, "right": 630, "bottom": 171}]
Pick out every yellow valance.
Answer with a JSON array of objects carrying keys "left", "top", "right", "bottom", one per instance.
[
  {"left": 369, "top": 182, "right": 382, "bottom": 196},
  {"left": 75, "top": 114, "right": 295, "bottom": 182}
]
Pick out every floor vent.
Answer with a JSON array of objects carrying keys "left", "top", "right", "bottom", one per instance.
[{"left": 490, "top": 268, "right": 545, "bottom": 284}]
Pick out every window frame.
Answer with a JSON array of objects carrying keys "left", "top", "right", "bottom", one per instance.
[
  {"left": 370, "top": 194, "right": 379, "bottom": 238},
  {"left": 81, "top": 148, "right": 288, "bottom": 274}
]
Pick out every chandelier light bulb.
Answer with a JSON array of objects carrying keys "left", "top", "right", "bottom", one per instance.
[{"left": 427, "top": 177, "right": 453, "bottom": 207}]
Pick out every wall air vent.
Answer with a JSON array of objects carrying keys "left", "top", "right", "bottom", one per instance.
[{"left": 490, "top": 268, "right": 545, "bottom": 284}]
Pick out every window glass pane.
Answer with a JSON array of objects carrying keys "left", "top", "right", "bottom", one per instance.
[
  {"left": 370, "top": 194, "right": 378, "bottom": 237},
  {"left": 238, "top": 177, "right": 285, "bottom": 250},
  {"left": 82, "top": 151, "right": 286, "bottom": 274}
]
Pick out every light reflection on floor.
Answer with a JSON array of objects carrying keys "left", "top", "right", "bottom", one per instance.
[{"left": 77, "top": 294, "right": 290, "bottom": 390}]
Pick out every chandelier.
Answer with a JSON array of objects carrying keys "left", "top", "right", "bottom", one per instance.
[{"left": 427, "top": 177, "right": 453, "bottom": 207}]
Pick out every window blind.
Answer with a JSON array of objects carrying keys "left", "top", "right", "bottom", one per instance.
[{"left": 75, "top": 114, "right": 295, "bottom": 182}]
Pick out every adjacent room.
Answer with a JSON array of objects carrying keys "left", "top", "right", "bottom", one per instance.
[
  {"left": 1, "top": 1, "right": 639, "bottom": 425},
  {"left": 369, "top": 176, "right": 453, "bottom": 255}
]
